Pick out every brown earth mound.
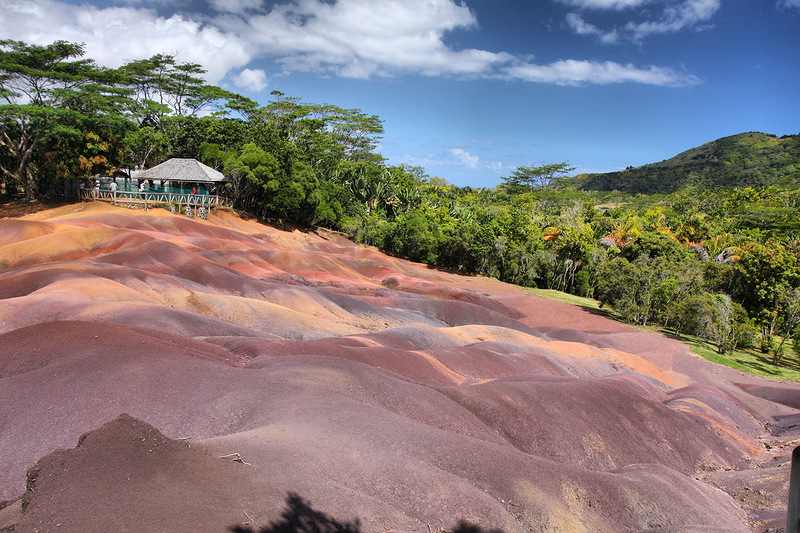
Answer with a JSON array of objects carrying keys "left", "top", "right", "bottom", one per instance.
[{"left": 1, "top": 202, "right": 798, "bottom": 532}]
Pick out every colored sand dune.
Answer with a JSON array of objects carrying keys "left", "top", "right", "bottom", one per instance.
[{"left": 1, "top": 203, "right": 798, "bottom": 532}]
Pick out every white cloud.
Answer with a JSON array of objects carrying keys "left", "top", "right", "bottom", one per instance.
[
  {"left": 213, "top": 0, "right": 511, "bottom": 78},
  {"left": 0, "top": 0, "right": 251, "bottom": 82},
  {"left": 0, "top": 0, "right": 702, "bottom": 88},
  {"left": 778, "top": 0, "right": 800, "bottom": 8},
  {"left": 449, "top": 148, "right": 480, "bottom": 168},
  {"left": 564, "top": 0, "right": 720, "bottom": 42},
  {"left": 557, "top": 0, "right": 649, "bottom": 9},
  {"left": 109, "top": 0, "right": 191, "bottom": 6},
  {"left": 208, "top": 0, "right": 263, "bottom": 14},
  {"left": 506, "top": 59, "right": 699, "bottom": 87},
  {"left": 565, "top": 13, "right": 619, "bottom": 43},
  {"left": 405, "top": 150, "right": 504, "bottom": 171},
  {"left": 625, "top": 0, "right": 720, "bottom": 39},
  {"left": 232, "top": 68, "right": 268, "bottom": 92}
]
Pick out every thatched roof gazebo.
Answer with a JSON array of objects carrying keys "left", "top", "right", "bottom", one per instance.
[
  {"left": 140, "top": 158, "right": 227, "bottom": 185},
  {"left": 82, "top": 158, "right": 230, "bottom": 217}
]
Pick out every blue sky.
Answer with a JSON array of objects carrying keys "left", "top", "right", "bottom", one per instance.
[{"left": 2, "top": 0, "right": 799, "bottom": 186}]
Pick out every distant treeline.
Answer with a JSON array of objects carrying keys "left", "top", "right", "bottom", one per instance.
[{"left": 1, "top": 40, "right": 799, "bottom": 361}]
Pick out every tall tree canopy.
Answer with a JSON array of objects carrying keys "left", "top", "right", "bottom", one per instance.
[
  {"left": 502, "top": 162, "right": 574, "bottom": 192},
  {"left": 0, "top": 40, "right": 129, "bottom": 198}
]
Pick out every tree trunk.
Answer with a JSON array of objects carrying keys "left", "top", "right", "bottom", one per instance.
[
  {"left": 1, "top": 119, "right": 36, "bottom": 201},
  {"left": 24, "top": 166, "right": 36, "bottom": 201}
]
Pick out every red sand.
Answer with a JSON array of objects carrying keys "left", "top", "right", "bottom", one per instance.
[{"left": 1, "top": 202, "right": 798, "bottom": 532}]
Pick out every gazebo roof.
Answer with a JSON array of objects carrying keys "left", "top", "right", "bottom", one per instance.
[{"left": 140, "top": 158, "right": 227, "bottom": 183}]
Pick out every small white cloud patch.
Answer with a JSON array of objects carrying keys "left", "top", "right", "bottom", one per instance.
[
  {"left": 449, "top": 148, "right": 480, "bottom": 169},
  {"left": 625, "top": 0, "right": 721, "bottom": 40},
  {"left": 563, "top": 0, "right": 721, "bottom": 43},
  {"left": 566, "top": 13, "right": 619, "bottom": 43},
  {"left": 232, "top": 68, "right": 268, "bottom": 92}
]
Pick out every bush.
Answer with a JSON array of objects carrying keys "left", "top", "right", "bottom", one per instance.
[
  {"left": 384, "top": 210, "right": 442, "bottom": 264},
  {"left": 734, "top": 319, "right": 759, "bottom": 350},
  {"left": 792, "top": 327, "right": 800, "bottom": 356},
  {"left": 343, "top": 214, "right": 390, "bottom": 248},
  {"left": 672, "top": 292, "right": 750, "bottom": 354},
  {"left": 574, "top": 269, "right": 592, "bottom": 297}
]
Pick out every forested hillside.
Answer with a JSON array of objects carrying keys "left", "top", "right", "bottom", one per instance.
[
  {"left": 2, "top": 40, "right": 800, "bottom": 371},
  {"left": 577, "top": 132, "right": 800, "bottom": 193}
]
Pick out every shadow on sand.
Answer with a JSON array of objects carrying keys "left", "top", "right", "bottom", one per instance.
[{"left": 230, "top": 493, "right": 504, "bottom": 533}]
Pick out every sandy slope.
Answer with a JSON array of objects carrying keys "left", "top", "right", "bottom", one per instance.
[{"left": 0, "top": 202, "right": 798, "bottom": 532}]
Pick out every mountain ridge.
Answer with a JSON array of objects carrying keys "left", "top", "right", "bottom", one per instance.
[{"left": 576, "top": 131, "right": 800, "bottom": 193}]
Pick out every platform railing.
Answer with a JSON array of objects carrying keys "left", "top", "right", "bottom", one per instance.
[{"left": 80, "top": 189, "right": 231, "bottom": 209}]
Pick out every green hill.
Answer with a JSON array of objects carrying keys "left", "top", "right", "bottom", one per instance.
[{"left": 577, "top": 132, "right": 800, "bottom": 193}]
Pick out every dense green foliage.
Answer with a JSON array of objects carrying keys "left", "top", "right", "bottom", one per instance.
[
  {"left": 577, "top": 132, "right": 800, "bottom": 193},
  {"left": 3, "top": 40, "right": 800, "bottom": 365}
]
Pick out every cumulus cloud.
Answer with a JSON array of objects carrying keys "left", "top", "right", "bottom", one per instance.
[
  {"left": 777, "top": 0, "right": 800, "bottom": 8},
  {"left": 449, "top": 148, "right": 480, "bottom": 168},
  {"left": 0, "top": 0, "right": 251, "bottom": 82},
  {"left": 0, "top": 0, "right": 702, "bottom": 88},
  {"left": 564, "top": 0, "right": 720, "bottom": 42},
  {"left": 213, "top": 0, "right": 511, "bottom": 78},
  {"left": 625, "top": 0, "right": 721, "bottom": 39},
  {"left": 208, "top": 0, "right": 263, "bottom": 14},
  {"left": 565, "top": 13, "right": 619, "bottom": 43},
  {"left": 557, "top": 0, "right": 649, "bottom": 9},
  {"left": 506, "top": 59, "right": 699, "bottom": 87},
  {"left": 232, "top": 68, "right": 268, "bottom": 92}
]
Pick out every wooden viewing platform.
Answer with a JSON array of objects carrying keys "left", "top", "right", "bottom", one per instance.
[{"left": 80, "top": 189, "right": 230, "bottom": 219}]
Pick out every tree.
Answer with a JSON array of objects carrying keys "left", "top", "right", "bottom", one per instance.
[
  {"left": 772, "top": 287, "right": 800, "bottom": 364},
  {"left": 672, "top": 292, "right": 748, "bottom": 354},
  {"left": 333, "top": 160, "right": 391, "bottom": 215},
  {"left": 595, "top": 257, "right": 658, "bottom": 325},
  {"left": 0, "top": 40, "right": 122, "bottom": 199},
  {"left": 731, "top": 241, "right": 799, "bottom": 354},
  {"left": 163, "top": 115, "right": 249, "bottom": 159},
  {"left": 502, "top": 162, "right": 574, "bottom": 192},
  {"left": 123, "top": 126, "right": 168, "bottom": 169},
  {"left": 0, "top": 40, "right": 135, "bottom": 199},
  {"left": 223, "top": 142, "right": 281, "bottom": 217},
  {"left": 119, "top": 54, "right": 255, "bottom": 126},
  {"left": 793, "top": 327, "right": 800, "bottom": 357},
  {"left": 256, "top": 95, "right": 383, "bottom": 161},
  {"left": 384, "top": 208, "right": 442, "bottom": 264},
  {"left": 77, "top": 130, "right": 119, "bottom": 178},
  {"left": 622, "top": 229, "right": 686, "bottom": 262}
]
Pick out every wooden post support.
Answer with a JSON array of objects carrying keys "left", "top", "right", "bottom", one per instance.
[{"left": 788, "top": 446, "right": 800, "bottom": 533}]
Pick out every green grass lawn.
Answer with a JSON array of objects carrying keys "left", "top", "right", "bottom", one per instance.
[
  {"left": 663, "top": 331, "right": 800, "bottom": 382},
  {"left": 528, "top": 287, "right": 800, "bottom": 382},
  {"left": 527, "top": 288, "right": 600, "bottom": 310}
]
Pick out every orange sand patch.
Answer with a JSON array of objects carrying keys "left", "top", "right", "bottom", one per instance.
[{"left": 547, "top": 339, "right": 690, "bottom": 388}]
